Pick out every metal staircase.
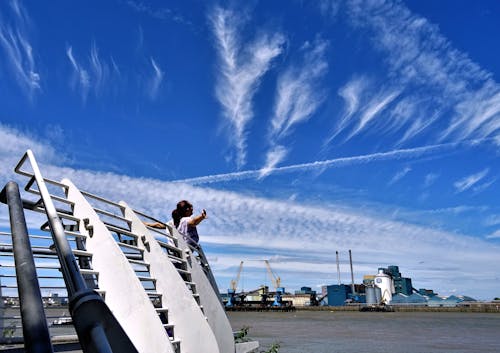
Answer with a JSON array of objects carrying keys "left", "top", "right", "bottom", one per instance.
[{"left": 0, "top": 150, "right": 244, "bottom": 353}]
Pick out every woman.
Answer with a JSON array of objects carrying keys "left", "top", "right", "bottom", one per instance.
[{"left": 146, "top": 200, "right": 207, "bottom": 246}]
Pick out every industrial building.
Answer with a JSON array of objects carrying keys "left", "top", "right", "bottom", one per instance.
[
  {"left": 381, "top": 265, "right": 413, "bottom": 296},
  {"left": 222, "top": 253, "right": 475, "bottom": 309}
]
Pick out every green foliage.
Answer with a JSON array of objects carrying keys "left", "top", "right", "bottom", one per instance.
[
  {"left": 235, "top": 326, "right": 280, "bottom": 352},
  {"left": 2, "top": 322, "right": 16, "bottom": 338},
  {"left": 234, "top": 326, "right": 250, "bottom": 343},
  {"left": 261, "top": 342, "right": 280, "bottom": 353}
]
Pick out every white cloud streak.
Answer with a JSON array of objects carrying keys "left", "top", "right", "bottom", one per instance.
[
  {"left": 149, "top": 57, "right": 164, "bottom": 99},
  {"left": 126, "top": 1, "right": 193, "bottom": 27},
  {"left": 263, "top": 38, "right": 329, "bottom": 171},
  {"left": 423, "top": 173, "right": 439, "bottom": 188},
  {"left": 210, "top": 6, "right": 285, "bottom": 168},
  {"left": 259, "top": 145, "right": 288, "bottom": 178},
  {"left": 486, "top": 230, "right": 500, "bottom": 239},
  {"left": 0, "top": 124, "right": 59, "bottom": 163},
  {"left": 327, "top": 77, "right": 403, "bottom": 145},
  {"left": 453, "top": 168, "right": 489, "bottom": 193},
  {"left": 341, "top": 0, "right": 500, "bottom": 145},
  {"left": 271, "top": 38, "right": 329, "bottom": 138},
  {"left": 1, "top": 140, "right": 498, "bottom": 299},
  {"left": 0, "top": 0, "right": 40, "bottom": 97},
  {"left": 346, "top": 89, "right": 400, "bottom": 140},
  {"left": 388, "top": 166, "right": 411, "bottom": 186},
  {"left": 90, "top": 42, "right": 106, "bottom": 94},
  {"left": 0, "top": 125, "right": 498, "bottom": 299},
  {"left": 172, "top": 140, "right": 480, "bottom": 185},
  {"left": 66, "top": 42, "right": 123, "bottom": 102},
  {"left": 325, "top": 76, "right": 366, "bottom": 145},
  {"left": 66, "top": 45, "right": 91, "bottom": 102}
]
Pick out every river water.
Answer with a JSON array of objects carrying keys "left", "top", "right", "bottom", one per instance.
[
  {"left": 2, "top": 308, "right": 500, "bottom": 352},
  {"left": 227, "top": 311, "right": 500, "bottom": 353}
]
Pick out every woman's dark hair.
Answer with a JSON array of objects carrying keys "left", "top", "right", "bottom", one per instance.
[{"left": 172, "top": 200, "right": 193, "bottom": 228}]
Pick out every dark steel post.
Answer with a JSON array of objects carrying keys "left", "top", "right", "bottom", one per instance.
[
  {"left": 336, "top": 251, "right": 341, "bottom": 285},
  {"left": 1, "top": 182, "right": 54, "bottom": 353},
  {"left": 349, "top": 249, "right": 356, "bottom": 295}
]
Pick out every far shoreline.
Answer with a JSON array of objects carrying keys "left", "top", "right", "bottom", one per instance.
[{"left": 295, "top": 303, "right": 500, "bottom": 313}]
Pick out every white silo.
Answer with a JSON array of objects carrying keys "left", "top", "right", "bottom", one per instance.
[{"left": 374, "top": 269, "right": 393, "bottom": 304}]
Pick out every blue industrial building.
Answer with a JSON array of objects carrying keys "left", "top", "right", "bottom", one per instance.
[
  {"left": 380, "top": 265, "right": 413, "bottom": 295},
  {"left": 295, "top": 286, "right": 316, "bottom": 295},
  {"left": 326, "top": 284, "right": 352, "bottom": 306}
]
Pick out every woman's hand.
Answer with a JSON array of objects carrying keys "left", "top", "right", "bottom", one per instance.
[{"left": 190, "top": 209, "right": 207, "bottom": 226}]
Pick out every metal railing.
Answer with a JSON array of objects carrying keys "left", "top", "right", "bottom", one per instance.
[
  {"left": 14, "top": 151, "right": 87, "bottom": 296},
  {"left": 0, "top": 181, "right": 54, "bottom": 353},
  {"left": 10, "top": 150, "right": 138, "bottom": 353}
]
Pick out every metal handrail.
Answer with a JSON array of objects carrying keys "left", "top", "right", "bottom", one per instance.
[
  {"left": 80, "top": 190, "right": 126, "bottom": 213},
  {"left": 1, "top": 181, "right": 54, "bottom": 353},
  {"left": 13, "top": 150, "right": 139, "bottom": 353},
  {"left": 16, "top": 150, "right": 87, "bottom": 296}
]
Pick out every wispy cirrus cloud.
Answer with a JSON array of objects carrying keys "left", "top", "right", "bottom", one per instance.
[
  {"left": 1, "top": 130, "right": 498, "bottom": 299},
  {"left": 1, "top": 126, "right": 498, "bottom": 299},
  {"left": 261, "top": 38, "right": 329, "bottom": 174},
  {"left": 0, "top": 124, "right": 61, "bottom": 176},
  {"left": 210, "top": 6, "right": 285, "bottom": 169},
  {"left": 172, "top": 139, "right": 480, "bottom": 185},
  {"left": 90, "top": 42, "right": 106, "bottom": 95},
  {"left": 326, "top": 76, "right": 401, "bottom": 145},
  {"left": 484, "top": 215, "right": 500, "bottom": 227},
  {"left": 0, "top": 0, "right": 40, "bottom": 98},
  {"left": 388, "top": 166, "right": 411, "bottom": 186},
  {"left": 126, "top": 0, "right": 193, "bottom": 27},
  {"left": 66, "top": 42, "right": 128, "bottom": 103},
  {"left": 259, "top": 145, "right": 288, "bottom": 178},
  {"left": 486, "top": 230, "right": 500, "bottom": 239},
  {"left": 453, "top": 168, "right": 489, "bottom": 193},
  {"left": 148, "top": 57, "right": 164, "bottom": 100},
  {"left": 423, "top": 173, "right": 439, "bottom": 188},
  {"left": 66, "top": 45, "right": 92, "bottom": 103},
  {"left": 338, "top": 0, "right": 500, "bottom": 146},
  {"left": 346, "top": 89, "right": 400, "bottom": 141},
  {"left": 325, "top": 76, "right": 366, "bottom": 145},
  {"left": 270, "top": 38, "right": 329, "bottom": 138}
]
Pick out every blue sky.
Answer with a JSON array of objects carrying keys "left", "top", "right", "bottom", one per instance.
[{"left": 1, "top": 0, "right": 500, "bottom": 300}]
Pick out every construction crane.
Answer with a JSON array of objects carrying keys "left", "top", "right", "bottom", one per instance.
[
  {"left": 310, "top": 293, "right": 328, "bottom": 306},
  {"left": 264, "top": 260, "right": 285, "bottom": 306},
  {"left": 226, "top": 261, "right": 244, "bottom": 307}
]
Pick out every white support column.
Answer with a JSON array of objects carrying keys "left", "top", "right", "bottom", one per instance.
[
  {"left": 122, "top": 202, "right": 222, "bottom": 353},
  {"left": 172, "top": 228, "right": 235, "bottom": 353},
  {"left": 63, "top": 179, "right": 175, "bottom": 353}
]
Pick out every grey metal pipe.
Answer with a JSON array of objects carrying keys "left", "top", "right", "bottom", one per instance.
[
  {"left": 335, "top": 251, "right": 341, "bottom": 285},
  {"left": 24, "top": 150, "right": 87, "bottom": 296},
  {"left": 349, "top": 249, "right": 356, "bottom": 295},
  {"left": 1, "top": 181, "right": 54, "bottom": 353}
]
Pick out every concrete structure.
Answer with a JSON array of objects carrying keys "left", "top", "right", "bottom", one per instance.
[{"left": 0, "top": 150, "right": 257, "bottom": 353}]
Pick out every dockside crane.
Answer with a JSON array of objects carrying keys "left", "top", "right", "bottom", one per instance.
[
  {"left": 226, "top": 261, "right": 244, "bottom": 307},
  {"left": 264, "top": 260, "right": 285, "bottom": 306}
]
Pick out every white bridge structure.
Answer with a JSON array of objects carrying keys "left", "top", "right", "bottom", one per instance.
[{"left": 0, "top": 150, "right": 258, "bottom": 353}]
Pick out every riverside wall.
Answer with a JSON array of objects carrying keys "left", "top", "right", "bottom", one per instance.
[{"left": 297, "top": 302, "right": 500, "bottom": 313}]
